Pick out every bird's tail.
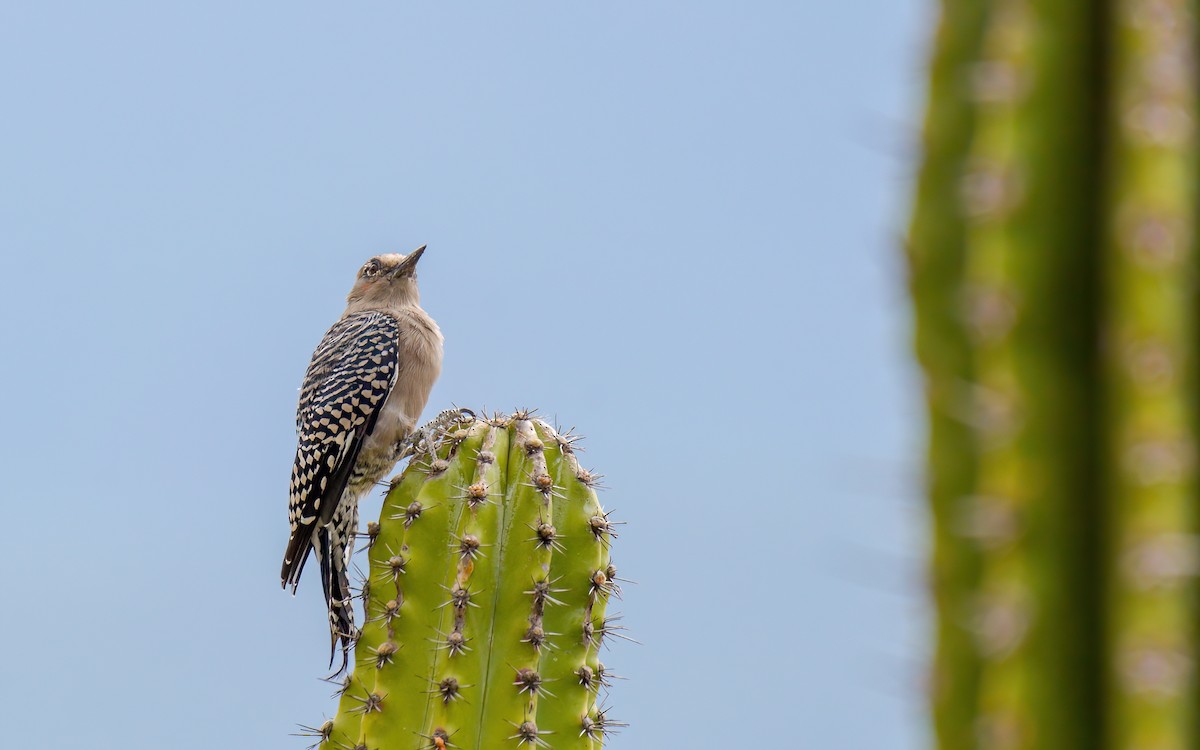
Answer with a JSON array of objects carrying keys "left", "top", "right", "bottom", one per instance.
[
  {"left": 317, "top": 522, "right": 356, "bottom": 672},
  {"left": 280, "top": 523, "right": 314, "bottom": 592}
]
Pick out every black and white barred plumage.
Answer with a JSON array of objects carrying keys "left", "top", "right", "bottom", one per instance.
[
  {"left": 281, "top": 248, "right": 443, "bottom": 670},
  {"left": 282, "top": 311, "right": 401, "bottom": 660}
]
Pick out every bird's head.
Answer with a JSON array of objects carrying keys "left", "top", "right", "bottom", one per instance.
[{"left": 346, "top": 245, "right": 426, "bottom": 309}]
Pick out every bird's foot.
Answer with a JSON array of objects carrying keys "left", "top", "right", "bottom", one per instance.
[{"left": 397, "top": 407, "right": 476, "bottom": 462}]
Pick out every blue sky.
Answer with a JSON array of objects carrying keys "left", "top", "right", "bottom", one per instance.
[{"left": 0, "top": 2, "right": 929, "bottom": 747}]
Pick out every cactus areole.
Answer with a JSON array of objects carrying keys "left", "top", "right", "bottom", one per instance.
[{"left": 306, "top": 411, "right": 623, "bottom": 750}]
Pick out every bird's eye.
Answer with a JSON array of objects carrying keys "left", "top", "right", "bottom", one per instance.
[{"left": 361, "top": 261, "right": 381, "bottom": 278}]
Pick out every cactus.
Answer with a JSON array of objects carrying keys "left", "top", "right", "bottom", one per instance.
[
  {"left": 301, "top": 410, "right": 622, "bottom": 750},
  {"left": 910, "top": 1, "right": 1198, "bottom": 748}
]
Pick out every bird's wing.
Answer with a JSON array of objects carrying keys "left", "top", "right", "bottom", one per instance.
[{"left": 281, "top": 310, "right": 401, "bottom": 590}]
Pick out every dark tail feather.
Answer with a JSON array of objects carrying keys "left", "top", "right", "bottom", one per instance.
[
  {"left": 281, "top": 525, "right": 314, "bottom": 591},
  {"left": 317, "top": 525, "right": 354, "bottom": 672}
]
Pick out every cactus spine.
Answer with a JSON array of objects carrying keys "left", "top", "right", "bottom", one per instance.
[
  {"left": 911, "top": 1, "right": 1199, "bottom": 748},
  {"left": 308, "top": 411, "right": 619, "bottom": 750}
]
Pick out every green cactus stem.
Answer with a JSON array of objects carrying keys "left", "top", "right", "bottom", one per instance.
[
  {"left": 1102, "top": 2, "right": 1198, "bottom": 746},
  {"left": 911, "top": 1, "right": 1199, "bottom": 748},
  {"left": 907, "top": 1, "right": 988, "bottom": 744},
  {"left": 310, "top": 411, "right": 620, "bottom": 750}
]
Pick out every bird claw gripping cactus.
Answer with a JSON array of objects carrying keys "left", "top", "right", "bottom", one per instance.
[
  {"left": 307, "top": 411, "right": 624, "bottom": 750},
  {"left": 396, "top": 408, "right": 477, "bottom": 465}
]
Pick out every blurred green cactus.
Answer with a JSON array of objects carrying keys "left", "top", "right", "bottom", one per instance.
[
  {"left": 910, "top": 1, "right": 1198, "bottom": 748},
  {"left": 300, "top": 411, "right": 621, "bottom": 750}
]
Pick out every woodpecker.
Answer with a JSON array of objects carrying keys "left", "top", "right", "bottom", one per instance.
[{"left": 282, "top": 246, "right": 443, "bottom": 667}]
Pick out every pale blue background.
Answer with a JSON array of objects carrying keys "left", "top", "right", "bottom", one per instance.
[{"left": 0, "top": 2, "right": 929, "bottom": 748}]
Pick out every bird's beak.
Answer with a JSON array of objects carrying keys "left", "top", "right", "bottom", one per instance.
[{"left": 391, "top": 245, "right": 426, "bottom": 278}]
